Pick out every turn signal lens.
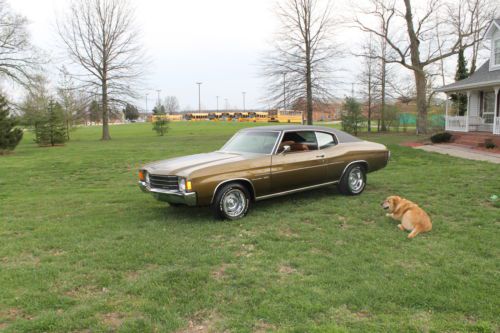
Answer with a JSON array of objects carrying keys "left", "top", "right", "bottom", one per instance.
[
  {"left": 138, "top": 170, "right": 145, "bottom": 181},
  {"left": 186, "top": 181, "right": 192, "bottom": 191}
]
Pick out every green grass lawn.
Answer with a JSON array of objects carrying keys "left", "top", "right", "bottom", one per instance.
[{"left": 1, "top": 122, "right": 499, "bottom": 332}]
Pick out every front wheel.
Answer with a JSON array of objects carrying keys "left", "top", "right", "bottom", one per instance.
[
  {"left": 211, "top": 183, "right": 251, "bottom": 220},
  {"left": 338, "top": 164, "right": 366, "bottom": 195}
]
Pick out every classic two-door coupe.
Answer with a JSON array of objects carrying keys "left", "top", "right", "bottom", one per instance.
[{"left": 139, "top": 125, "right": 389, "bottom": 219}]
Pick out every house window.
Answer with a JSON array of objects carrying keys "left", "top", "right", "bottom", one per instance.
[{"left": 495, "top": 39, "right": 500, "bottom": 65}]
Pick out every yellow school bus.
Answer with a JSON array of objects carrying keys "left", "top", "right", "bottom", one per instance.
[
  {"left": 208, "top": 112, "right": 223, "bottom": 121},
  {"left": 237, "top": 112, "right": 251, "bottom": 122},
  {"left": 151, "top": 114, "right": 183, "bottom": 122},
  {"left": 268, "top": 109, "right": 303, "bottom": 123},
  {"left": 187, "top": 113, "right": 209, "bottom": 121},
  {"left": 253, "top": 111, "right": 269, "bottom": 122}
]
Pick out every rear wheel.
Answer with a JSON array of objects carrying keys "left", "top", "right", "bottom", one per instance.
[
  {"left": 339, "top": 164, "right": 366, "bottom": 195},
  {"left": 211, "top": 183, "right": 251, "bottom": 220}
]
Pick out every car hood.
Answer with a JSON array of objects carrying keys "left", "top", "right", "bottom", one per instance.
[{"left": 143, "top": 151, "right": 247, "bottom": 176}]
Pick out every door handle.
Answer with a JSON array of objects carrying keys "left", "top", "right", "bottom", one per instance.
[{"left": 316, "top": 154, "right": 325, "bottom": 158}]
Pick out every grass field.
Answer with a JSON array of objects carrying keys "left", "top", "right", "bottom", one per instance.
[{"left": 1, "top": 122, "right": 499, "bottom": 332}]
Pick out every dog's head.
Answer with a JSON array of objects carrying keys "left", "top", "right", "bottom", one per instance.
[{"left": 381, "top": 196, "right": 401, "bottom": 212}]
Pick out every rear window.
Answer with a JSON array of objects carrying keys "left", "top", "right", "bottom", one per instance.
[{"left": 316, "top": 132, "right": 336, "bottom": 149}]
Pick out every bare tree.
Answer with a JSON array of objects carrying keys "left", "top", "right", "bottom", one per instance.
[
  {"left": 163, "top": 96, "right": 180, "bottom": 114},
  {"left": 0, "top": 0, "right": 41, "bottom": 86},
  {"left": 354, "top": 0, "right": 396, "bottom": 132},
  {"left": 355, "top": 0, "right": 489, "bottom": 134},
  {"left": 262, "top": 0, "right": 341, "bottom": 125},
  {"left": 357, "top": 34, "right": 378, "bottom": 132},
  {"left": 448, "top": 0, "right": 498, "bottom": 74},
  {"left": 57, "top": 0, "right": 145, "bottom": 140},
  {"left": 56, "top": 66, "right": 89, "bottom": 137}
]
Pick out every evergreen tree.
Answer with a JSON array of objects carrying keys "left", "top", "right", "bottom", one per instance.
[
  {"left": 34, "top": 101, "right": 68, "bottom": 146},
  {"left": 152, "top": 103, "right": 166, "bottom": 115},
  {"left": 341, "top": 97, "right": 365, "bottom": 136},
  {"left": 88, "top": 100, "right": 102, "bottom": 124},
  {"left": 152, "top": 118, "right": 169, "bottom": 136},
  {"left": 451, "top": 48, "right": 469, "bottom": 116},
  {"left": 0, "top": 94, "right": 23, "bottom": 154},
  {"left": 123, "top": 103, "right": 139, "bottom": 121}
]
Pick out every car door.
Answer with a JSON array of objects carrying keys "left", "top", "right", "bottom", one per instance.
[
  {"left": 315, "top": 131, "right": 346, "bottom": 182},
  {"left": 270, "top": 131, "right": 325, "bottom": 193}
]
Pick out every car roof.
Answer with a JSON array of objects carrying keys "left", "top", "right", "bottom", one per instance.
[{"left": 240, "top": 125, "right": 362, "bottom": 143}]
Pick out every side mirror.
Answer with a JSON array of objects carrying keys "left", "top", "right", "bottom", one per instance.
[{"left": 280, "top": 145, "right": 291, "bottom": 154}]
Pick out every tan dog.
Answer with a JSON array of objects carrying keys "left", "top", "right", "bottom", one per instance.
[{"left": 381, "top": 196, "right": 432, "bottom": 238}]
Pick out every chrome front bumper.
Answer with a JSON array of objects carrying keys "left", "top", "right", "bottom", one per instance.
[{"left": 138, "top": 181, "right": 197, "bottom": 206}]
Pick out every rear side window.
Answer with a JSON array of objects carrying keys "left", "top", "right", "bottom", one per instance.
[{"left": 316, "top": 132, "right": 336, "bottom": 149}]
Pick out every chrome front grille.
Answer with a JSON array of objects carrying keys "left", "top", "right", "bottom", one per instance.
[{"left": 149, "top": 174, "right": 179, "bottom": 191}]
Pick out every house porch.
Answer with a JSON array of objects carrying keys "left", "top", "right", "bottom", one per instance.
[{"left": 445, "top": 87, "right": 500, "bottom": 135}]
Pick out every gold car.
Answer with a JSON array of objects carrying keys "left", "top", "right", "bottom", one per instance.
[{"left": 139, "top": 125, "right": 390, "bottom": 219}]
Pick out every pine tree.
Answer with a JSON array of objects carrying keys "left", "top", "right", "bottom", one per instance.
[
  {"left": 451, "top": 48, "right": 469, "bottom": 116},
  {"left": 123, "top": 103, "right": 139, "bottom": 121},
  {"left": 0, "top": 94, "right": 23, "bottom": 154},
  {"left": 152, "top": 118, "right": 169, "bottom": 136},
  {"left": 34, "top": 101, "right": 68, "bottom": 146},
  {"left": 152, "top": 103, "right": 166, "bottom": 115},
  {"left": 341, "top": 97, "right": 366, "bottom": 136}
]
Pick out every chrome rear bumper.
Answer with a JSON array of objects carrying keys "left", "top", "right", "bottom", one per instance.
[{"left": 138, "top": 181, "right": 197, "bottom": 206}]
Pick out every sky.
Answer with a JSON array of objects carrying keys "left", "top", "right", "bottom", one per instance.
[
  {"left": 5, "top": 0, "right": 475, "bottom": 112},
  {"left": 6, "top": 0, "right": 364, "bottom": 112}
]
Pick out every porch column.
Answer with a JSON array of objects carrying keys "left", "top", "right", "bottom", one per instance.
[
  {"left": 466, "top": 91, "right": 470, "bottom": 132},
  {"left": 445, "top": 93, "right": 449, "bottom": 131},
  {"left": 494, "top": 87, "right": 499, "bottom": 135}
]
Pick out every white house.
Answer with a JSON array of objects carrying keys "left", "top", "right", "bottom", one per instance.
[{"left": 436, "top": 19, "right": 500, "bottom": 135}]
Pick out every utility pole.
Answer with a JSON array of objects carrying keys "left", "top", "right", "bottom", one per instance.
[
  {"left": 351, "top": 83, "right": 354, "bottom": 98},
  {"left": 196, "top": 82, "right": 202, "bottom": 112},
  {"left": 242, "top": 92, "right": 246, "bottom": 112},
  {"left": 156, "top": 89, "right": 161, "bottom": 105},
  {"left": 145, "top": 93, "right": 149, "bottom": 113},
  {"left": 283, "top": 73, "right": 286, "bottom": 110},
  {"left": 216, "top": 96, "right": 219, "bottom": 111}
]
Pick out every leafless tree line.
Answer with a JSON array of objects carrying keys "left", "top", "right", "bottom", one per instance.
[
  {"left": 262, "top": 0, "right": 496, "bottom": 133},
  {"left": 354, "top": 0, "right": 497, "bottom": 133}
]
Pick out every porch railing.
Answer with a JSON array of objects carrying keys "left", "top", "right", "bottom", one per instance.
[
  {"left": 494, "top": 117, "right": 500, "bottom": 135},
  {"left": 445, "top": 116, "right": 468, "bottom": 132}
]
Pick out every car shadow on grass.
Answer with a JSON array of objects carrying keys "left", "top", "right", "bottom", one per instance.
[{"left": 148, "top": 185, "right": 343, "bottom": 223}]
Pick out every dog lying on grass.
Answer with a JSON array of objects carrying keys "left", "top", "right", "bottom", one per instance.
[{"left": 381, "top": 196, "right": 432, "bottom": 238}]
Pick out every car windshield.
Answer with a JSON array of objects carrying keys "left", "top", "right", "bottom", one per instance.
[{"left": 220, "top": 131, "right": 279, "bottom": 154}]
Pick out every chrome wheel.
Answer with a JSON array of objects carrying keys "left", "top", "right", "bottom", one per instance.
[
  {"left": 348, "top": 166, "right": 364, "bottom": 193},
  {"left": 221, "top": 189, "right": 247, "bottom": 218}
]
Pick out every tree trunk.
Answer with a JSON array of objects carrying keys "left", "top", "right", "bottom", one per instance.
[
  {"left": 305, "top": 54, "right": 313, "bottom": 125},
  {"left": 403, "top": 0, "right": 427, "bottom": 134},
  {"left": 101, "top": 75, "right": 111, "bottom": 140},
  {"left": 381, "top": 57, "right": 386, "bottom": 131},
  {"left": 367, "top": 74, "right": 372, "bottom": 132},
  {"left": 414, "top": 68, "right": 428, "bottom": 134}
]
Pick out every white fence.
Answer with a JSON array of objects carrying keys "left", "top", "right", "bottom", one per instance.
[{"left": 445, "top": 116, "right": 468, "bottom": 132}]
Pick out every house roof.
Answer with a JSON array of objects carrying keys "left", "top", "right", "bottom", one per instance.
[
  {"left": 484, "top": 18, "right": 500, "bottom": 39},
  {"left": 435, "top": 60, "right": 500, "bottom": 92}
]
